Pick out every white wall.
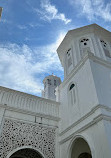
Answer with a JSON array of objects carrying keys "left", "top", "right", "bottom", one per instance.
[
  {"left": 59, "top": 59, "right": 98, "bottom": 132},
  {"left": 91, "top": 60, "right": 111, "bottom": 108}
]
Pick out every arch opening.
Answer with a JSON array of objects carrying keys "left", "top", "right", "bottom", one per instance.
[
  {"left": 9, "top": 148, "right": 43, "bottom": 158},
  {"left": 71, "top": 138, "right": 92, "bottom": 158}
]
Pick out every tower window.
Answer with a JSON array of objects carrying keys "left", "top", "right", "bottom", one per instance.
[
  {"left": 80, "top": 38, "right": 90, "bottom": 57},
  {"left": 44, "top": 82, "right": 46, "bottom": 88},
  {"left": 68, "top": 83, "right": 76, "bottom": 106},
  {"left": 67, "top": 48, "right": 71, "bottom": 56},
  {"left": 80, "top": 38, "right": 89, "bottom": 46},
  {"left": 67, "top": 48, "right": 72, "bottom": 67},
  {"left": 47, "top": 79, "right": 51, "bottom": 85},
  {"left": 69, "top": 83, "right": 75, "bottom": 91},
  {"left": 54, "top": 80, "right": 56, "bottom": 86},
  {"left": 100, "top": 40, "right": 107, "bottom": 48},
  {"left": 81, "top": 38, "right": 89, "bottom": 43},
  {"left": 100, "top": 39, "right": 111, "bottom": 58}
]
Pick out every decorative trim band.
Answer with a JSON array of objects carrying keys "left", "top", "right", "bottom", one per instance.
[
  {"left": 59, "top": 104, "right": 111, "bottom": 136},
  {"left": 0, "top": 104, "right": 60, "bottom": 121},
  {"left": 59, "top": 113, "right": 111, "bottom": 144}
]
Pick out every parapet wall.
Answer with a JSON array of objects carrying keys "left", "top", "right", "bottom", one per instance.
[{"left": 0, "top": 86, "right": 60, "bottom": 119}]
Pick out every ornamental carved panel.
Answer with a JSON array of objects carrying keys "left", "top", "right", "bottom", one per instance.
[{"left": 0, "top": 119, "right": 56, "bottom": 158}]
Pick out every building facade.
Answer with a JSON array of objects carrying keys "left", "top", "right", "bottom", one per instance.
[{"left": 0, "top": 24, "right": 111, "bottom": 158}]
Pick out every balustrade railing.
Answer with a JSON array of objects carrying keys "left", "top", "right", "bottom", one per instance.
[{"left": 0, "top": 86, "right": 60, "bottom": 118}]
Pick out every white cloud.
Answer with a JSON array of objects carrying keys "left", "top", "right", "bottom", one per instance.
[
  {"left": 17, "top": 23, "right": 43, "bottom": 30},
  {"left": 71, "top": 0, "right": 111, "bottom": 22},
  {"left": 17, "top": 25, "right": 27, "bottom": 30},
  {"left": 0, "top": 32, "right": 65, "bottom": 96},
  {"left": 29, "top": 23, "right": 43, "bottom": 28},
  {"left": 35, "top": 0, "right": 71, "bottom": 24}
]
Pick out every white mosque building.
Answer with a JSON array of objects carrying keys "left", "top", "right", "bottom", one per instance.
[{"left": 0, "top": 24, "right": 111, "bottom": 158}]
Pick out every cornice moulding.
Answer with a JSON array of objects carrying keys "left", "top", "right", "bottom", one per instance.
[
  {"left": 59, "top": 113, "right": 111, "bottom": 145},
  {"left": 59, "top": 104, "right": 111, "bottom": 136},
  {"left": 59, "top": 52, "right": 111, "bottom": 89}
]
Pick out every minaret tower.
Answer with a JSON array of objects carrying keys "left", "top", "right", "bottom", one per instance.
[
  {"left": 42, "top": 74, "right": 61, "bottom": 101},
  {"left": 57, "top": 24, "right": 111, "bottom": 158}
]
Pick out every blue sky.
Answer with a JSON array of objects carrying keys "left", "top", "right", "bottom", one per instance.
[{"left": 0, "top": 0, "right": 111, "bottom": 96}]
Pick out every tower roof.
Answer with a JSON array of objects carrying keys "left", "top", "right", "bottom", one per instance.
[{"left": 43, "top": 74, "right": 61, "bottom": 84}]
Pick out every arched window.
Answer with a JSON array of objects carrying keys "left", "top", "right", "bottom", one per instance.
[
  {"left": 70, "top": 138, "right": 92, "bottom": 158},
  {"left": 69, "top": 83, "right": 75, "bottom": 90},
  {"left": 79, "top": 38, "right": 91, "bottom": 57},
  {"left": 68, "top": 83, "right": 76, "bottom": 106},
  {"left": 100, "top": 39, "right": 111, "bottom": 58}
]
